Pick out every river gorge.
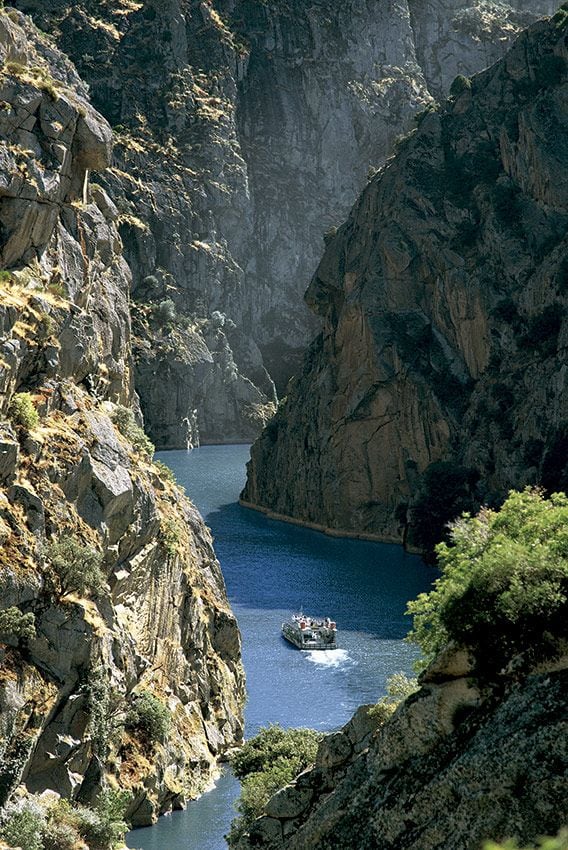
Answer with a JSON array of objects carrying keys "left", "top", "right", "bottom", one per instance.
[{"left": 127, "top": 445, "right": 431, "bottom": 849}]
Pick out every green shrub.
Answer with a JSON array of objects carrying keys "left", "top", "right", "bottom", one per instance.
[
  {"left": 155, "top": 298, "right": 176, "bottom": 325},
  {"left": 228, "top": 725, "right": 321, "bottom": 848},
  {"left": 0, "top": 606, "right": 36, "bottom": 641},
  {"left": 112, "top": 405, "right": 154, "bottom": 459},
  {"left": 407, "top": 489, "right": 568, "bottom": 670},
  {"left": 449, "top": 74, "right": 471, "bottom": 97},
  {"left": 83, "top": 665, "right": 124, "bottom": 759},
  {"left": 161, "top": 517, "right": 181, "bottom": 556},
  {"left": 43, "top": 818, "right": 80, "bottom": 850},
  {"left": 75, "top": 789, "right": 130, "bottom": 850},
  {"left": 154, "top": 459, "right": 176, "bottom": 484},
  {"left": 484, "top": 829, "right": 568, "bottom": 850},
  {"left": 0, "top": 798, "right": 46, "bottom": 850},
  {"left": 8, "top": 391, "right": 39, "bottom": 430},
  {"left": 45, "top": 535, "right": 106, "bottom": 598},
  {"left": 126, "top": 690, "right": 171, "bottom": 744},
  {"left": 368, "top": 672, "right": 419, "bottom": 723}
]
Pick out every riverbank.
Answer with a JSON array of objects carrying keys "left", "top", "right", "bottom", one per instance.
[{"left": 239, "top": 498, "right": 423, "bottom": 553}]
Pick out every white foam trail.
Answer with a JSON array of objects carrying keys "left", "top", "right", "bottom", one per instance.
[{"left": 305, "top": 649, "right": 350, "bottom": 667}]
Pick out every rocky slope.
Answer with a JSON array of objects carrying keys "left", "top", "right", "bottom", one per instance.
[
  {"left": 237, "top": 647, "right": 568, "bottom": 849},
  {"left": 14, "top": 0, "right": 556, "bottom": 445},
  {"left": 243, "top": 7, "right": 568, "bottom": 550},
  {"left": 0, "top": 8, "right": 244, "bottom": 826}
]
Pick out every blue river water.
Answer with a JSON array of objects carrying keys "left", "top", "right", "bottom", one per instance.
[{"left": 127, "top": 445, "right": 432, "bottom": 850}]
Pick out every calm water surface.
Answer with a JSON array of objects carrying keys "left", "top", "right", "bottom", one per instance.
[{"left": 127, "top": 445, "right": 432, "bottom": 850}]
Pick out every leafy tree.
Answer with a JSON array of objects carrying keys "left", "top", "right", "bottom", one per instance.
[
  {"left": 45, "top": 536, "right": 106, "bottom": 598},
  {"left": 227, "top": 725, "right": 321, "bottom": 847},
  {"left": 126, "top": 690, "right": 171, "bottom": 744},
  {"left": 407, "top": 489, "right": 568, "bottom": 670},
  {"left": 0, "top": 607, "right": 36, "bottom": 642},
  {"left": 75, "top": 789, "right": 130, "bottom": 850}
]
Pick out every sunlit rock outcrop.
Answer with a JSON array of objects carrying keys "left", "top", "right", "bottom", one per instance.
[
  {"left": 14, "top": 0, "right": 555, "bottom": 442},
  {"left": 243, "top": 7, "right": 568, "bottom": 550},
  {"left": 0, "top": 9, "right": 244, "bottom": 824}
]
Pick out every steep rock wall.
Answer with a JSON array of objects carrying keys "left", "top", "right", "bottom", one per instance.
[
  {"left": 243, "top": 9, "right": 568, "bottom": 549},
  {"left": 14, "top": 0, "right": 556, "bottom": 444},
  {"left": 0, "top": 9, "right": 244, "bottom": 826},
  {"left": 237, "top": 648, "right": 568, "bottom": 849}
]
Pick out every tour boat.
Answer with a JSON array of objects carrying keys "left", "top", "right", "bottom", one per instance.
[{"left": 281, "top": 613, "right": 338, "bottom": 650}]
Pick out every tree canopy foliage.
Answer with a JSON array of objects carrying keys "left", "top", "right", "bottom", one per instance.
[
  {"left": 227, "top": 725, "right": 322, "bottom": 847},
  {"left": 407, "top": 488, "right": 568, "bottom": 669}
]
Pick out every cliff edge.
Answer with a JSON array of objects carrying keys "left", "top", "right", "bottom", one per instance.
[
  {"left": 0, "top": 8, "right": 244, "bottom": 826},
  {"left": 243, "top": 7, "right": 568, "bottom": 551}
]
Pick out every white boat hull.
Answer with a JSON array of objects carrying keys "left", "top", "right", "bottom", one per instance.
[{"left": 281, "top": 619, "right": 338, "bottom": 650}]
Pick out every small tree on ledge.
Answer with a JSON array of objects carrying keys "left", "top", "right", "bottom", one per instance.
[{"left": 45, "top": 536, "right": 106, "bottom": 599}]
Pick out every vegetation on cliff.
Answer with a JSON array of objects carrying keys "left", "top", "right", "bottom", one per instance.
[
  {"left": 0, "top": 6, "right": 244, "bottom": 827},
  {"left": 227, "top": 725, "right": 322, "bottom": 847},
  {"left": 407, "top": 488, "right": 568, "bottom": 670},
  {"left": 0, "top": 790, "right": 130, "bottom": 850},
  {"left": 234, "top": 492, "right": 567, "bottom": 848}
]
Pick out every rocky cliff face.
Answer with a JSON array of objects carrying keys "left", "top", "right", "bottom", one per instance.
[
  {"left": 14, "top": 0, "right": 556, "bottom": 445},
  {"left": 243, "top": 8, "right": 568, "bottom": 550},
  {"left": 237, "top": 647, "right": 568, "bottom": 849},
  {"left": 0, "top": 9, "right": 244, "bottom": 825}
]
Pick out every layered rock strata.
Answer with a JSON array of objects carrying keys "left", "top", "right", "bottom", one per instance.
[
  {"left": 14, "top": 0, "right": 556, "bottom": 444},
  {"left": 243, "top": 8, "right": 568, "bottom": 549},
  {"left": 238, "top": 648, "right": 568, "bottom": 849},
  {"left": 0, "top": 9, "right": 244, "bottom": 825}
]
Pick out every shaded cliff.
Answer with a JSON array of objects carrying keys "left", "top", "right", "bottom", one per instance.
[
  {"left": 14, "top": 0, "right": 555, "bottom": 445},
  {"left": 236, "top": 648, "right": 568, "bottom": 850},
  {"left": 243, "top": 7, "right": 568, "bottom": 550},
  {"left": 0, "top": 8, "right": 244, "bottom": 826}
]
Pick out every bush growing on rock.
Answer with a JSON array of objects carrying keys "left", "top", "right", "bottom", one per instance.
[
  {"left": 0, "top": 606, "right": 36, "bottom": 642},
  {"left": 8, "top": 392, "right": 39, "bottom": 430},
  {"left": 368, "top": 672, "right": 419, "bottom": 724},
  {"left": 74, "top": 790, "right": 130, "bottom": 850},
  {"left": 407, "top": 488, "right": 568, "bottom": 670},
  {"left": 0, "top": 797, "right": 46, "bottom": 850},
  {"left": 126, "top": 690, "right": 171, "bottom": 744},
  {"left": 485, "top": 830, "right": 568, "bottom": 850},
  {"left": 45, "top": 536, "right": 106, "bottom": 598},
  {"left": 111, "top": 405, "right": 154, "bottom": 459},
  {"left": 155, "top": 298, "right": 176, "bottom": 325},
  {"left": 0, "top": 792, "right": 131, "bottom": 850},
  {"left": 227, "top": 725, "right": 322, "bottom": 847}
]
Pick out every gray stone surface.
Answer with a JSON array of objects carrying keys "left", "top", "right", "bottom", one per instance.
[
  {"left": 15, "top": 0, "right": 555, "bottom": 443},
  {"left": 239, "top": 653, "right": 568, "bottom": 850},
  {"left": 243, "top": 10, "right": 568, "bottom": 546},
  {"left": 0, "top": 9, "right": 244, "bottom": 822}
]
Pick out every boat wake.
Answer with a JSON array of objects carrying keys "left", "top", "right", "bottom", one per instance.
[{"left": 305, "top": 648, "right": 351, "bottom": 668}]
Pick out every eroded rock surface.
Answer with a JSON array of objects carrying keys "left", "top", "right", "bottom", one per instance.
[
  {"left": 243, "top": 9, "right": 568, "bottom": 549},
  {"left": 238, "top": 651, "right": 568, "bottom": 850},
  {"left": 13, "top": 0, "right": 555, "bottom": 444},
  {"left": 0, "top": 11, "right": 244, "bottom": 824}
]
